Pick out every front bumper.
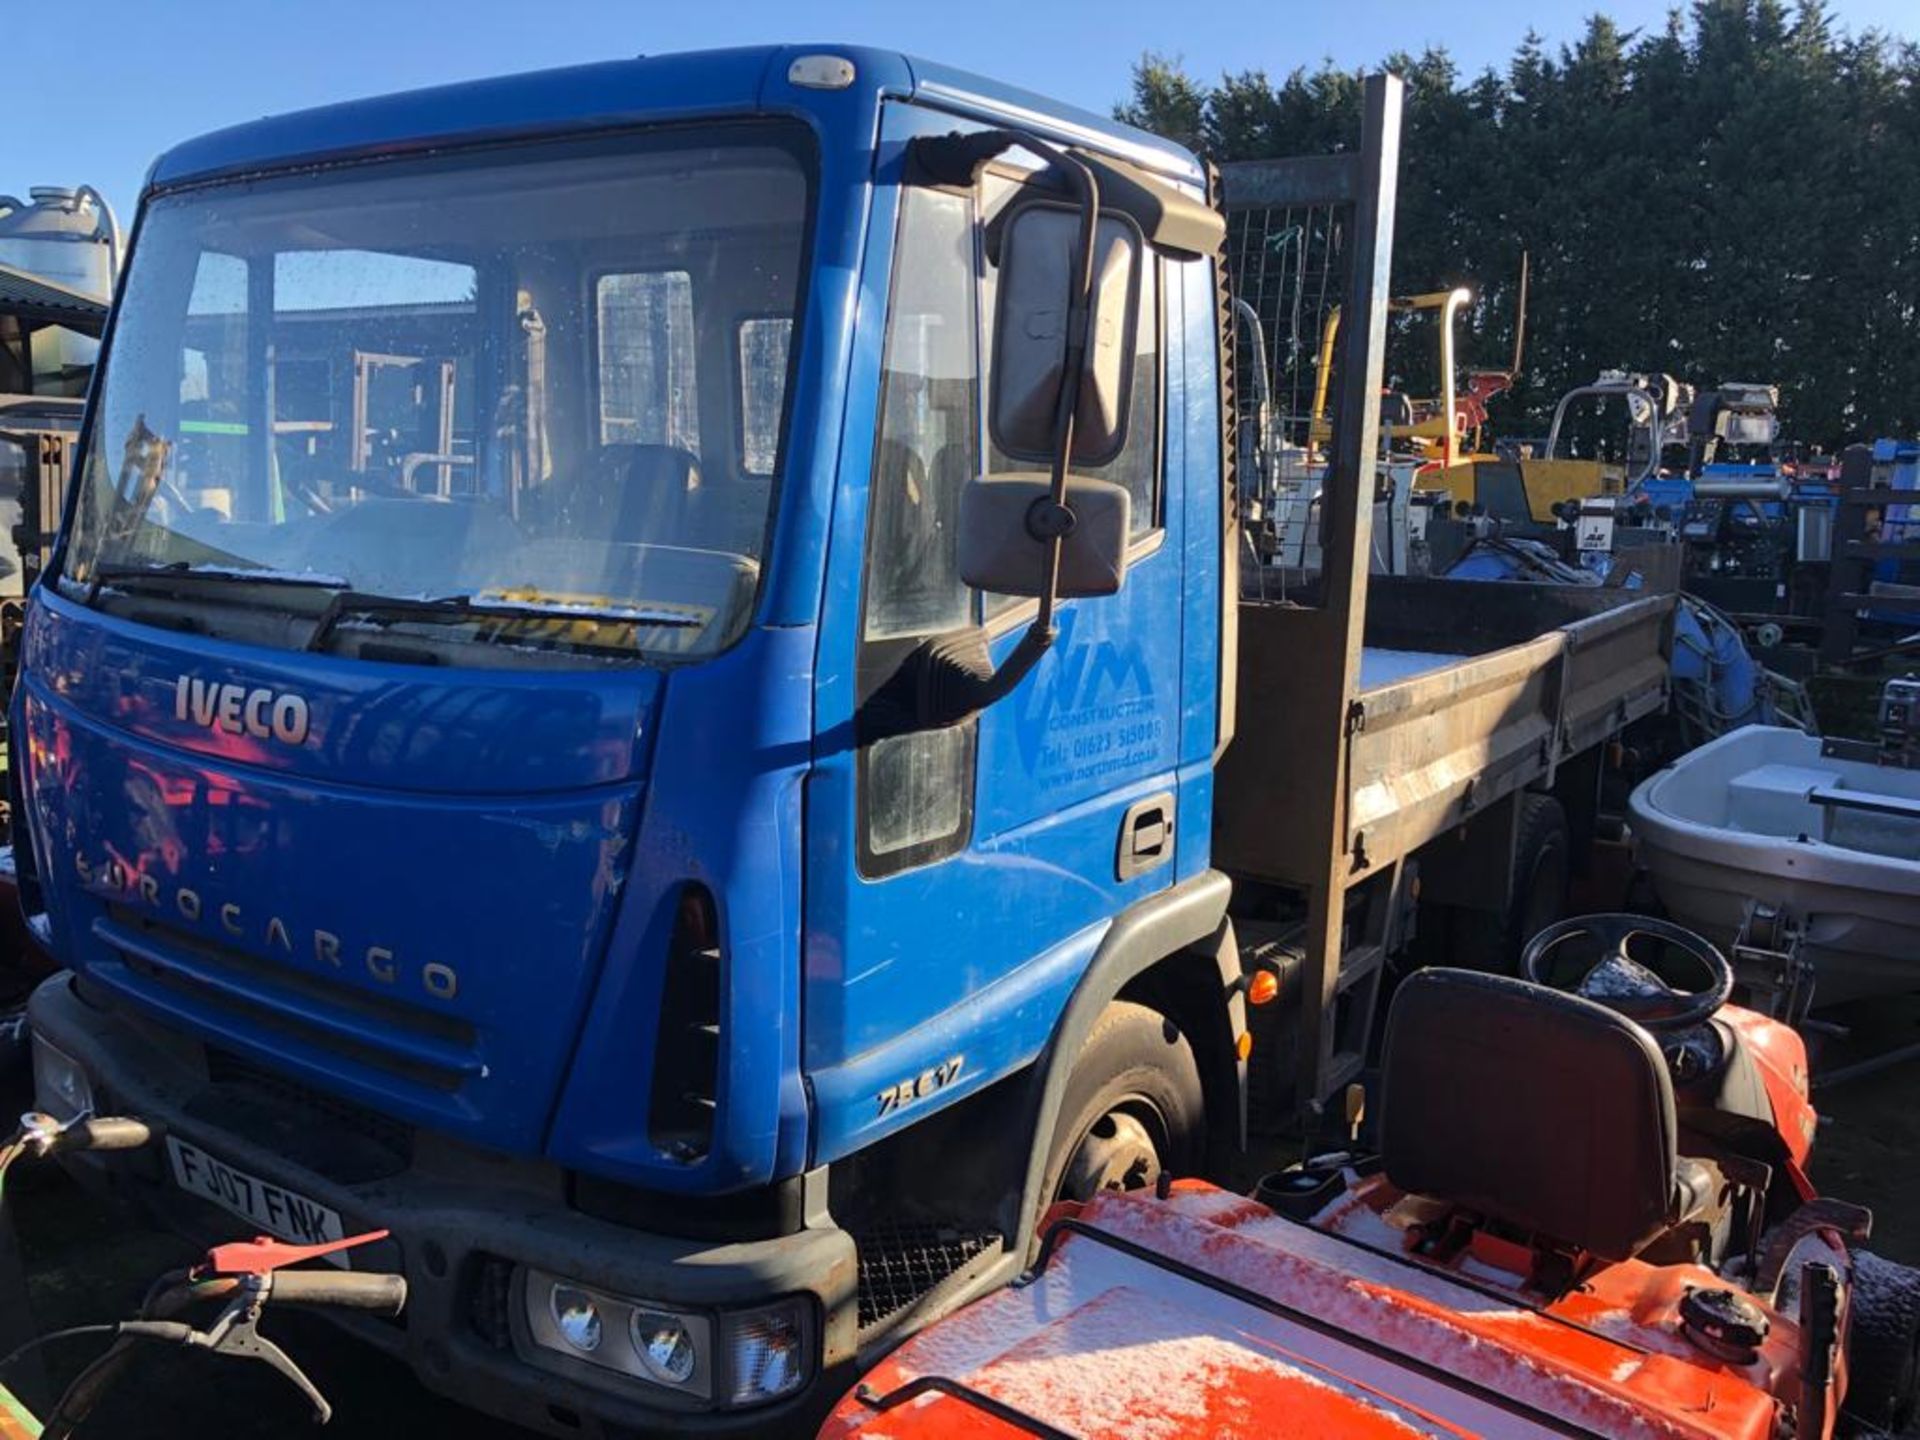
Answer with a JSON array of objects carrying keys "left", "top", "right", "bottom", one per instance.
[{"left": 29, "top": 974, "right": 857, "bottom": 1439}]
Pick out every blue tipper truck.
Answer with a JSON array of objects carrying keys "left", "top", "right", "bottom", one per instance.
[{"left": 14, "top": 45, "right": 1674, "bottom": 1436}]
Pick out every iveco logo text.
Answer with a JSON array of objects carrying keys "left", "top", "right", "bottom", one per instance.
[{"left": 174, "top": 676, "right": 310, "bottom": 746}]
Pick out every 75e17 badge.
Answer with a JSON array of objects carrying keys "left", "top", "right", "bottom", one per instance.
[{"left": 877, "top": 1055, "right": 964, "bottom": 1116}]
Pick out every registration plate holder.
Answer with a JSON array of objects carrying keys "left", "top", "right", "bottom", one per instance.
[{"left": 165, "top": 1136, "right": 350, "bottom": 1266}]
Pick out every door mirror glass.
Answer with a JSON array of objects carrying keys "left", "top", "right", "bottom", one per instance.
[
  {"left": 958, "top": 472, "right": 1130, "bottom": 599},
  {"left": 988, "top": 204, "right": 1142, "bottom": 468}
]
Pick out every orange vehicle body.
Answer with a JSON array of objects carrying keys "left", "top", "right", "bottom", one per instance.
[
  {"left": 823, "top": 1179, "right": 1845, "bottom": 1440},
  {"left": 823, "top": 993, "right": 1854, "bottom": 1440}
]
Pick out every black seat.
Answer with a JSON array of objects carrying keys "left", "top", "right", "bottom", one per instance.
[
  {"left": 559, "top": 443, "right": 716, "bottom": 548},
  {"left": 1378, "top": 969, "right": 1691, "bottom": 1263}
]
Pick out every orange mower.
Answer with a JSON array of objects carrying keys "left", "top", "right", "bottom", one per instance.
[{"left": 822, "top": 916, "right": 1920, "bottom": 1440}]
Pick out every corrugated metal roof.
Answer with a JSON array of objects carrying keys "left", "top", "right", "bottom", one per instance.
[{"left": 0, "top": 261, "right": 108, "bottom": 331}]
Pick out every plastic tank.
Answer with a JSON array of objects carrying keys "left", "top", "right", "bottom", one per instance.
[{"left": 0, "top": 186, "right": 117, "bottom": 300}]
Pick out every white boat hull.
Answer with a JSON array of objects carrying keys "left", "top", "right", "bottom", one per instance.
[{"left": 1628, "top": 725, "right": 1920, "bottom": 1006}]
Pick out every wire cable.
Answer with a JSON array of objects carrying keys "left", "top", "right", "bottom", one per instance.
[{"left": 0, "top": 1325, "right": 122, "bottom": 1376}]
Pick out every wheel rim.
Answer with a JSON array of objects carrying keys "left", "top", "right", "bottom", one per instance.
[{"left": 1058, "top": 1103, "right": 1166, "bottom": 1202}]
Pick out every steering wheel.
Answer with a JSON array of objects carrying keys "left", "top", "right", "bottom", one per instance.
[{"left": 1521, "top": 913, "right": 1734, "bottom": 1032}]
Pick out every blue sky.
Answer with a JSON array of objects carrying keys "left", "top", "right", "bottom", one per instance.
[{"left": 13, "top": 0, "right": 1915, "bottom": 226}]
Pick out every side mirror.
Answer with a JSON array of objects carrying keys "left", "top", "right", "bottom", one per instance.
[
  {"left": 958, "top": 473, "right": 1130, "bottom": 599},
  {"left": 989, "top": 203, "right": 1142, "bottom": 467}
]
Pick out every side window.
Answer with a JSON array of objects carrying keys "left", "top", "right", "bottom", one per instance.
[
  {"left": 596, "top": 271, "right": 698, "bottom": 450},
  {"left": 865, "top": 189, "right": 979, "bottom": 640},
  {"left": 1087, "top": 258, "right": 1162, "bottom": 533},
  {"left": 858, "top": 186, "right": 981, "bottom": 875},
  {"left": 738, "top": 317, "right": 792, "bottom": 476},
  {"left": 854, "top": 166, "right": 1164, "bottom": 877}
]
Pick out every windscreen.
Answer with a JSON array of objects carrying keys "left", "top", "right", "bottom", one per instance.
[{"left": 61, "top": 124, "right": 812, "bottom": 662}]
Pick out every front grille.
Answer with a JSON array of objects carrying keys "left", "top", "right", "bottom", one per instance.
[
  {"left": 854, "top": 1220, "right": 1001, "bottom": 1333},
  {"left": 100, "top": 905, "right": 479, "bottom": 1093},
  {"left": 194, "top": 1048, "right": 414, "bottom": 1183}
]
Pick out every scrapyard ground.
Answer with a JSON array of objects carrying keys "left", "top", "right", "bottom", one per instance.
[{"left": 8, "top": 995, "right": 1920, "bottom": 1438}]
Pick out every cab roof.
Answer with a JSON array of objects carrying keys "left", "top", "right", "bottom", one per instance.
[{"left": 149, "top": 44, "right": 1202, "bottom": 194}]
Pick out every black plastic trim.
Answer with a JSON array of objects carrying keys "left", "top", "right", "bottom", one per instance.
[
  {"left": 570, "top": 1169, "right": 813, "bottom": 1244},
  {"left": 852, "top": 1376, "right": 1075, "bottom": 1440},
  {"left": 1011, "top": 869, "right": 1237, "bottom": 1251}
]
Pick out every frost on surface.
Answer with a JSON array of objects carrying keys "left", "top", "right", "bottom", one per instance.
[
  {"left": 1577, "top": 951, "right": 1676, "bottom": 1002},
  {"left": 846, "top": 1189, "right": 1772, "bottom": 1440},
  {"left": 967, "top": 1287, "right": 1441, "bottom": 1440}
]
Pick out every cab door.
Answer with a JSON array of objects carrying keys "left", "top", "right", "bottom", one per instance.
[{"left": 803, "top": 103, "right": 1196, "bottom": 1167}]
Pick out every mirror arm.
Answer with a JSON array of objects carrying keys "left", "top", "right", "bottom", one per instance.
[
  {"left": 1030, "top": 145, "right": 1100, "bottom": 638},
  {"left": 917, "top": 623, "right": 1055, "bottom": 729},
  {"left": 858, "top": 622, "right": 1056, "bottom": 741}
]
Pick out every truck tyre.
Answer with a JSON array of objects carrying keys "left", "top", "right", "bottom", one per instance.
[
  {"left": 1448, "top": 793, "right": 1570, "bottom": 974},
  {"left": 1039, "top": 1001, "right": 1205, "bottom": 1213},
  {"left": 1845, "top": 1249, "right": 1920, "bottom": 1433}
]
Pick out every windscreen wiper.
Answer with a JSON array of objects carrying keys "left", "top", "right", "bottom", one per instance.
[
  {"left": 83, "top": 561, "right": 346, "bottom": 608},
  {"left": 304, "top": 590, "right": 703, "bottom": 654}
]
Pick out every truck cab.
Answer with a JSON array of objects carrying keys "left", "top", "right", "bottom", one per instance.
[{"left": 18, "top": 46, "right": 1239, "bottom": 1435}]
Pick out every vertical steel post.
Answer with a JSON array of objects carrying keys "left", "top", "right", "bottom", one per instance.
[{"left": 1292, "top": 74, "right": 1401, "bottom": 1110}]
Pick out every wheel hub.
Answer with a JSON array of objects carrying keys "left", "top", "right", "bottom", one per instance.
[{"left": 1061, "top": 1109, "right": 1161, "bottom": 1199}]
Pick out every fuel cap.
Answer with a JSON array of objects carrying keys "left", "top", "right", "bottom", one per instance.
[{"left": 1680, "top": 1287, "right": 1770, "bottom": 1363}]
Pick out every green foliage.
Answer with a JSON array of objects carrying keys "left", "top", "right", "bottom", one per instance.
[{"left": 1113, "top": 7, "right": 1920, "bottom": 446}]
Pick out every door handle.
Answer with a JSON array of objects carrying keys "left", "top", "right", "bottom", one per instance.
[{"left": 1117, "top": 792, "right": 1175, "bottom": 881}]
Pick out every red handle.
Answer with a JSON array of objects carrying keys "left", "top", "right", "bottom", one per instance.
[{"left": 202, "top": 1227, "right": 391, "bottom": 1277}]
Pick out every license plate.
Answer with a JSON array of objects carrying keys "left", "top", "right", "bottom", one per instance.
[{"left": 166, "top": 1137, "right": 349, "bottom": 1265}]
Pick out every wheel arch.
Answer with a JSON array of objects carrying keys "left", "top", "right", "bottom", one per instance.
[{"left": 1006, "top": 870, "right": 1241, "bottom": 1252}]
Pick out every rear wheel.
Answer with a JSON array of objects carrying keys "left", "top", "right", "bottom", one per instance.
[
  {"left": 1447, "top": 793, "right": 1570, "bottom": 973},
  {"left": 1846, "top": 1250, "right": 1920, "bottom": 1433},
  {"left": 1039, "top": 1001, "right": 1205, "bottom": 1215}
]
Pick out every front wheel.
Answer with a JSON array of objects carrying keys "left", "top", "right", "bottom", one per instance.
[{"left": 1038, "top": 1000, "right": 1205, "bottom": 1216}]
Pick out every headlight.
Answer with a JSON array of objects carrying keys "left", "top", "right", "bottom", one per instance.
[
  {"left": 31, "top": 1036, "right": 92, "bottom": 1121},
  {"left": 524, "top": 1269, "right": 711, "bottom": 1399},
  {"left": 550, "top": 1286, "right": 604, "bottom": 1354},
  {"left": 522, "top": 1269, "right": 814, "bottom": 1408},
  {"left": 631, "top": 1308, "right": 698, "bottom": 1385}
]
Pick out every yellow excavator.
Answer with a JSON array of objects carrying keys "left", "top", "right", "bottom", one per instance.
[{"left": 1308, "top": 258, "right": 1672, "bottom": 525}]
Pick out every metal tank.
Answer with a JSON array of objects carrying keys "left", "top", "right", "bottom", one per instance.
[
  {"left": 0, "top": 186, "right": 119, "bottom": 399},
  {"left": 0, "top": 185, "right": 119, "bottom": 299}
]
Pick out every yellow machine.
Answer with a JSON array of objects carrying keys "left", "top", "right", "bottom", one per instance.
[
  {"left": 1309, "top": 259, "right": 1663, "bottom": 525},
  {"left": 1308, "top": 286, "right": 1481, "bottom": 467}
]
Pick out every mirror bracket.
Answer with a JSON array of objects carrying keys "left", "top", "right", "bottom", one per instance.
[
  {"left": 1027, "top": 497, "right": 1078, "bottom": 541},
  {"left": 906, "top": 131, "right": 1226, "bottom": 264}
]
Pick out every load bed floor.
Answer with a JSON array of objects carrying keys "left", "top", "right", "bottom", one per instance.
[{"left": 1357, "top": 646, "right": 1455, "bottom": 690}]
